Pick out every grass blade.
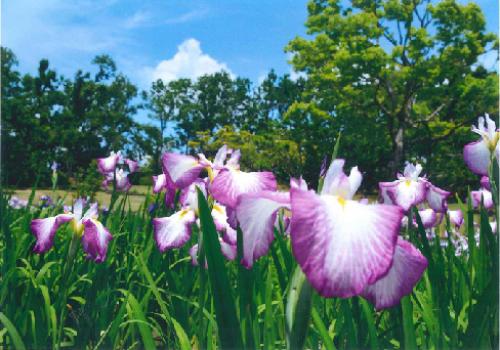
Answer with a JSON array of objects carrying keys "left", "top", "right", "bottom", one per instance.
[
  {"left": 0, "top": 312, "right": 27, "bottom": 350},
  {"left": 197, "top": 187, "right": 243, "bottom": 349}
]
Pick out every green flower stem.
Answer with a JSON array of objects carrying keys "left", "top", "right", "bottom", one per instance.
[{"left": 56, "top": 232, "right": 80, "bottom": 349}]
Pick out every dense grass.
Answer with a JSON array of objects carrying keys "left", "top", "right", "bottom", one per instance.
[{"left": 0, "top": 185, "right": 498, "bottom": 349}]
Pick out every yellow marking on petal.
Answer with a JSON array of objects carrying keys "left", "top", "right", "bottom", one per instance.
[
  {"left": 337, "top": 196, "right": 346, "bottom": 208},
  {"left": 72, "top": 219, "right": 84, "bottom": 237},
  {"left": 487, "top": 132, "right": 499, "bottom": 151},
  {"left": 206, "top": 166, "right": 214, "bottom": 182},
  {"left": 213, "top": 204, "right": 224, "bottom": 214},
  {"left": 179, "top": 209, "right": 190, "bottom": 219},
  {"left": 405, "top": 180, "right": 412, "bottom": 187}
]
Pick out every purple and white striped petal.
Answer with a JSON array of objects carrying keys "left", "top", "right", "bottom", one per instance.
[
  {"left": 209, "top": 169, "right": 277, "bottom": 208},
  {"left": 31, "top": 214, "right": 74, "bottom": 253},
  {"left": 152, "top": 209, "right": 196, "bottom": 252},
  {"left": 226, "top": 149, "right": 241, "bottom": 169},
  {"left": 73, "top": 198, "right": 87, "bottom": 222},
  {"left": 213, "top": 145, "right": 228, "bottom": 168},
  {"left": 378, "top": 182, "right": 396, "bottom": 205},
  {"left": 179, "top": 179, "right": 207, "bottom": 210},
  {"left": 402, "top": 163, "right": 423, "bottom": 180},
  {"left": 152, "top": 174, "right": 167, "bottom": 193},
  {"left": 416, "top": 209, "right": 437, "bottom": 229},
  {"left": 471, "top": 189, "right": 494, "bottom": 210},
  {"left": 426, "top": 183, "right": 450, "bottom": 213},
  {"left": 463, "top": 140, "right": 490, "bottom": 176},
  {"left": 448, "top": 210, "right": 464, "bottom": 228},
  {"left": 125, "top": 159, "right": 139, "bottom": 173},
  {"left": 211, "top": 203, "right": 237, "bottom": 245},
  {"left": 220, "top": 239, "right": 237, "bottom": 261},
  {"left": 115, "top": 170, "right": 132, "bottom": 192},
  {"left": 322, "top": 159, "right": 350, "bottom": 197},
  {"left": 82, "top": 202, "right": 99, "bottom": 221},
  {"left": 387, "top": 180, "right": 428, "bottom": 212},
  {"left": 162, "top": 153, "right": 205, "bottom": 188},
  {"left": 97, "top": 152, "right": 120, "bottom": 174},
  {"left": 290, "top": 188, "right": 403, "bottom": 298},
  {"left": 361, "top": 237, "right": 427, "bottom": 310},
  {"left": 189, "top": 244, "right": 206, "bottom": 267},
  {"left": 236, "top": 191, "right": 290, "bottom": 268},
  {"left": 480, "top": 176, "right": 491, "bottom": 191},
  {"left": 81, "top": 219, "right": 113, "bottom": 263}
]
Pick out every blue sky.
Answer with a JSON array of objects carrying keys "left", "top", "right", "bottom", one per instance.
[{"left": 2, "top": 0, "right": 498, "bottom": 113}]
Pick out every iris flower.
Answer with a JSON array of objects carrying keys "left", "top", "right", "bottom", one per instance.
[
  {"left": 30, "top": 198, "right": 112, "bottom": 263},
  {"left": 151, "top": 173, "right": 176, "bottom": 208},
  {"left": 463, "top": 114, "right": 499, "bottom": 176},
  {"left": 152, "top": 179, "right": 237, "bottom": 262},
  {"left": 448, "top": 209, "right": 464, "bottom": 228},
  {"left": 279, "top": 159, "right": 427, "bottom": 309},
  {"left": 102, "top": 169, "right": 132, "bottom": 192},
  {"left": 471, "top": 187, "right": 494, "bottom": 210},
  {"left": 97, "top": 151, "right": 121, "bottom": 174},
  {"left": 98, "top": 151, "right": 138, "bottom": 192},
  {"left": 8, "top": 196, "right": 28, "bottom": 209},
  {"left": 379, "top": 163, "right": 450, "bottom": 212},
  {"left": 161, "top": 145, "right": 277, "bottom": 208}
]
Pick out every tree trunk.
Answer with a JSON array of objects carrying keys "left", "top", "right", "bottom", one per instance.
[{"left": 390, "top": 124, "right": 404, "bottom": 176}]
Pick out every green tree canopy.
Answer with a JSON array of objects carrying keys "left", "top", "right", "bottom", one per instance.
[{"left": 286, "top": 0, "right": 498, "bottom": 189}]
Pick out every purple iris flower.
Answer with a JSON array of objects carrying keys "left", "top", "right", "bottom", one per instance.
[
  {"left": 463, "top": 114, "right": 499, "bottom": 176},
  {"left": 379, "top": 162, "right": 450, "bottom": 212},
  {"left": 152, "top": 179, "right": 237, "bottom": 263},
  {"left": 288, "top": 159, "right": 427, "bottom": 307},
  {"left": 30, "top": 199, "right": 112, "bottom": 263}
]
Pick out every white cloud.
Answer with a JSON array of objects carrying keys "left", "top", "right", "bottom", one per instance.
[
  {"left": 148, "top": 38, "right": 233, "bottom": 83},
  {"left": 124, "top": 10, "right": 151, "bottom": 29},
  {"left": 164, "top": 9, "right": 208, "bottom": 25}
]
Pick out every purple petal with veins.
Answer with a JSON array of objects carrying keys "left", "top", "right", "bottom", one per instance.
[
  {"left": 153, "top": 209, "right": 196, "bottom": 252},
  {"left": 81, "top": 219, "right": 113, "bottom": 263},
  {"left": 31, "top": 214, "right": 74, "bottom": 253},
  {"left": 209, "top": 168, "right": 277, "bottom": 208},
  {"left": 426, "top": 183, "right": 450, "bottom": 212},
  {"left": 236, "top": 191, "right": 290, "bottom": 268},
  {"left": 290, "top": 187, "right": 402, "bottom": 298},
  {"left": 361, "top": 237, "right": 427, "bottom": 310},
  {"left": 162, "top": 152, "right": 204, "bottom": 189}
]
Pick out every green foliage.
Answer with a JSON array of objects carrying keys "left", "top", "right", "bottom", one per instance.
[
  {"left": 286, "top": 0, "right": 498, "bottom": 184},
  {"left": 1, "top": 48, "right": 141, "bottom": 188},
  {"left": 71, "top": 160, "right": 103, "bottom": 200}
]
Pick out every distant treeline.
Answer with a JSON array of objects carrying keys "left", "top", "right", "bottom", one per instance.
[{"left": 2, "top": 0, "right": 498, "bottom": 194}]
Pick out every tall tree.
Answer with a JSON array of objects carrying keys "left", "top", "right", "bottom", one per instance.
[{"left": 286, "top": 0, "right": 498, "bottom": 179}]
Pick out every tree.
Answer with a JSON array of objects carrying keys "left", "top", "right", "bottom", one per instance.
[
  {"left": 286, "top": 0, "right": 498, "bottom": 184},
  {"left": 1, "top": 48, "right": 140, "bottom": 187}
]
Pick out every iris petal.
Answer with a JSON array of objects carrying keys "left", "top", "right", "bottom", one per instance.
[
  {"left": 81, "top": 219, "right": 113, "bottom": 263},
  {"left": 97, "top": 152, "right": 120, "bottom": 174},
  {"left": 236, "top": 191, "right": 290, "bottom": 268},
  {"left": 290, "top": 188, "right": 403, "bottom": 298},
  {"left": 387, "top": 180, "right": 427, "bottom": 211},
  {"left": 152, "top": 174, "right": 167, "bottom": 193},
  {"left": 426, "top": 183, "right": 450, "bottom": 213},
  {"left": 162, "top": 153, "right": 204, "bottom": 188},
  {"left": 463, "top": 140, "right": 490, "bottom": 176},
  {"left": 361, "top": 238, "right": 427, "bottom": 310},
  {"left": 153, "top": 209, "right": 196, "bottom": 252},
  {"left": 209, "top": 169, "right": 277, "bottom": 208},
  {"left": 31, "top": 214, "right": 74, "bottom": 253}
]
